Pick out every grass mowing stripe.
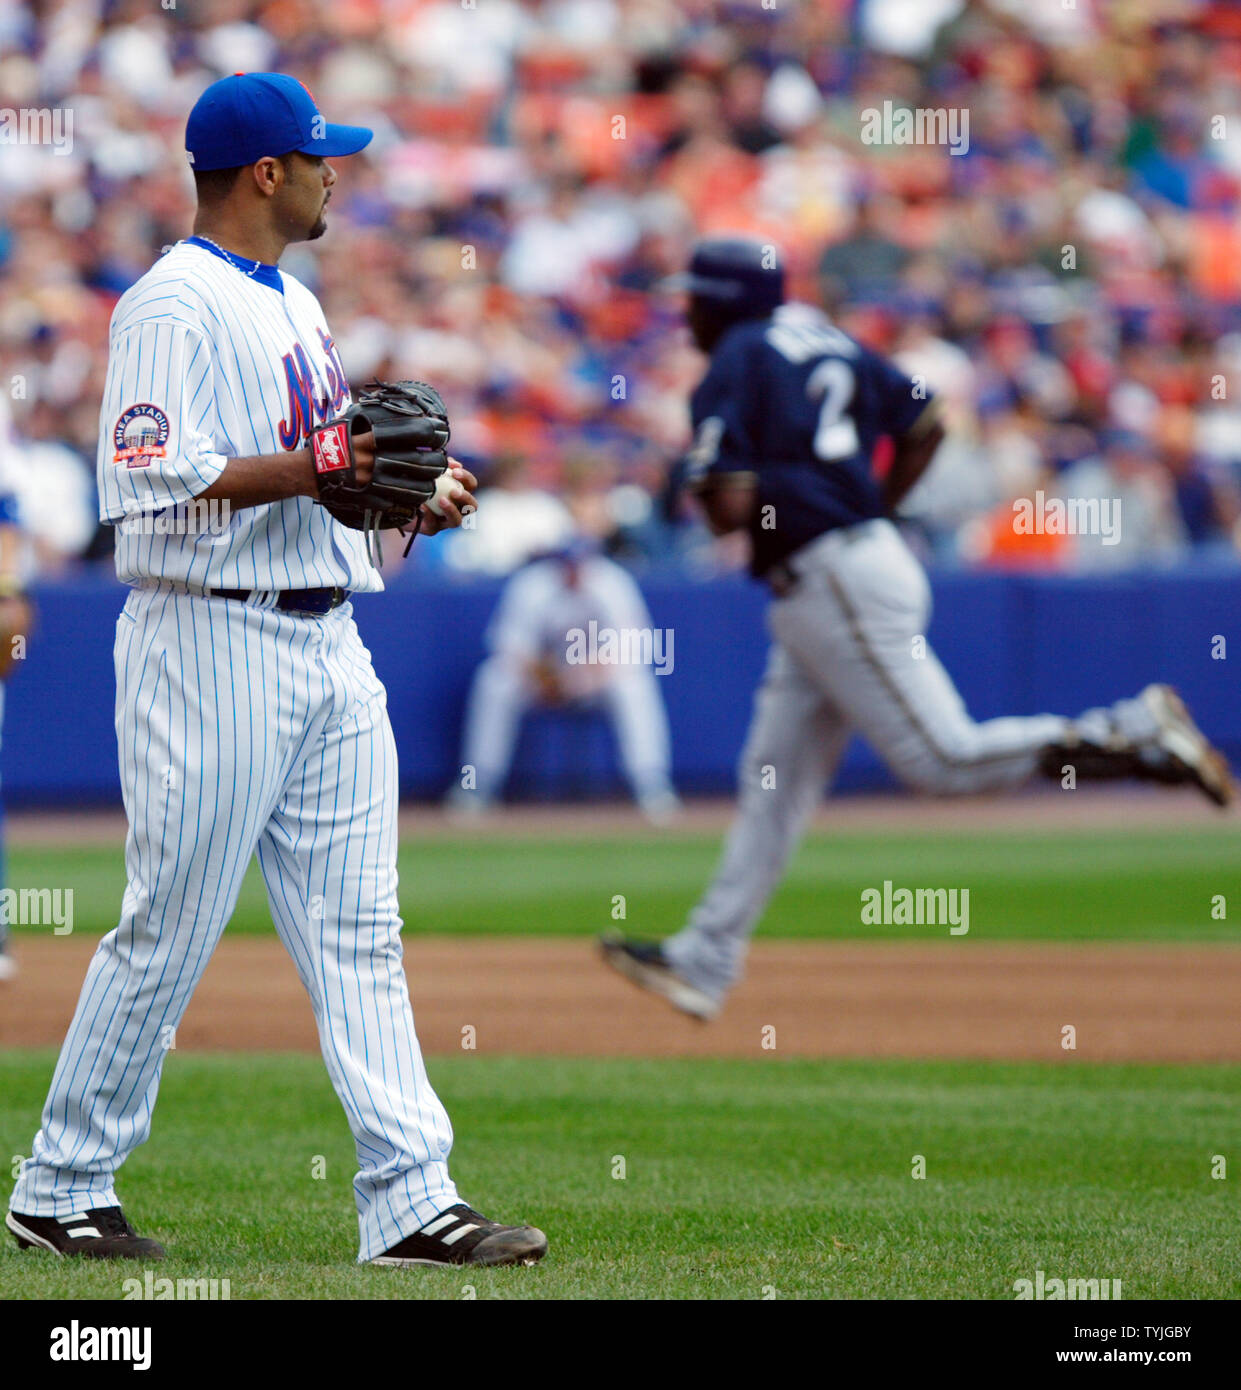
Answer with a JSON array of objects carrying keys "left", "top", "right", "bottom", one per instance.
[
  {"left": 1, "top": 1052, "right": 1238, "bottom": 1300},
  {"left": 9, "top": 826, "right": 1236, "bottom": 942}
]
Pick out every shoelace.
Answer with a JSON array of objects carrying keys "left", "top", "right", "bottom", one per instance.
[
  {"left": 423, "top": 1204, "right": 494, "bottom": 1241},
  {"left": 361, "top": 509, "right": 424, "bottom": 569},
  {"left": 455, "top": 1206, "right": 502, "bottom": 1237},
  {"left": 90, "top": 1207, "right": 136, "bottom": 1238}
]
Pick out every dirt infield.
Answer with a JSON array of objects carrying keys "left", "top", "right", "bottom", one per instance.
[
  {"left": 5, "top": 788, "right": 1236, "bottom": 1063},
  {"left": 4, "top": 935, "right": 1240, "bottom": 1063}
]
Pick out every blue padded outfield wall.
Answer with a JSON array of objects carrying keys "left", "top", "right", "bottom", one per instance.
[{"left": 5, "top": 565, "right": 1238, "bottom": 806}]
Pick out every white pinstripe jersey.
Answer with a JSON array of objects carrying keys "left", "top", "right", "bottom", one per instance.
[{"left": 97, "top": 239, "right": 382, "bottom": 593}]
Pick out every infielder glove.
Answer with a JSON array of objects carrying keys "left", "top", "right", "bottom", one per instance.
[{"left": 309, "top": 379, "right": 451, "bottom": 561}]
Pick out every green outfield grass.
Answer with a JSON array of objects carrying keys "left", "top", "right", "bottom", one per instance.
[
  {"left": 1, "top": 1052, "right": 1237, "bottom": 1300},
  {"left": 7, "top": 823, "right": 1236, "bottom": 943}
]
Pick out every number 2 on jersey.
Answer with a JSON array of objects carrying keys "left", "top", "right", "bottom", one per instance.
[{"left": 807, "top": 359, "right": 859, "bottom": 461}]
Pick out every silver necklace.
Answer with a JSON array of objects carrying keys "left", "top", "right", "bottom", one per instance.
[{"left": 190, "top": 234, "right": 261, "bottom": 278}]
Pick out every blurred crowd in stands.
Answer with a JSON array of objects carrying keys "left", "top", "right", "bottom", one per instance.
[{"left": 2, "top": 0, "right": 1241, "bottom": 581}]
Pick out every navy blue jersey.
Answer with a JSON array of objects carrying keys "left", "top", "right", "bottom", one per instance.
[{"left": 685, "top": 304, "right": 935, "bottom": 576}]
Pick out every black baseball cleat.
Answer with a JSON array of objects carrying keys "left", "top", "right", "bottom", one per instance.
[
  {"left": 598, "top": 930, "right": 721, "bottom": 1021},
  {"left": 370, "top": 1204, "right": 548, "bottom": 1268},
  {"left": 6, "top": 1206, "right": 165, "bottom": 1260}
]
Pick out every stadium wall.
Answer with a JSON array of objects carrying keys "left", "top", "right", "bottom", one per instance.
[{"left": 7, "top": 567, "right": 1238, "bottom": 806}]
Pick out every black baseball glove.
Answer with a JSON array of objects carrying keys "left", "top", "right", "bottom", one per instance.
[{"left": 309, "top": 379, "right": 451, "bottom": 559}]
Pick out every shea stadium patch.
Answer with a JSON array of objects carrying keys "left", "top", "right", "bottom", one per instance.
[{"left": 113, "top": 404, "right": 170, "bottom": 467}]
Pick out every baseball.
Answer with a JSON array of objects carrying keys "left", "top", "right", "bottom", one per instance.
[{"left": 426, "top": 471, "right": 464, "bottom": 518}]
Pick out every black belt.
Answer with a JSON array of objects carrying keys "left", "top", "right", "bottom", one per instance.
[{"left": 208, "top": 587, "right": 349, "bottom": 615}]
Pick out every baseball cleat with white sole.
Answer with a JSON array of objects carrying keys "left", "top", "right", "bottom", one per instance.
[
  {"left": 598, "top": 931, "right": 721, "bottom": 1021},
  {"left": 7, "top": 1206, "right": 165, "bottom": 1260},
  {"left": 0, "top": 950, "right": 16, "bottom": 982},
  {"left": 1142, "top": 684, "right": 1234, "bottom": 807},
  {"left": 370, "top": 1204, "right": 547, "bottom": 1268}
]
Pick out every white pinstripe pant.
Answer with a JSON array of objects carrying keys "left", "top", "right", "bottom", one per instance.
[
  {"left": 663, "top": 520, "right": 1156, "bottom": 999},
  {"left": 11, "top": 586, "right": 458, "bottom": 1260}
]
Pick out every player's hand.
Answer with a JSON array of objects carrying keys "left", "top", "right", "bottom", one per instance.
[
  {"left": 350, "top": 429, "right": 375, "bottom": 488},
  {"left": 418, "top": 459, "right": 477, "bottom": 536}
]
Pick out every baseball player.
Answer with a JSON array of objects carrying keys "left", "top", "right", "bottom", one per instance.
[
  {"left": 601, "top": 238, "right": 1234, "bottom": 1021},
  {"left": 448, "top": 538, "right": 680, "bottom": 822},
  {"left": 6, "top": 73, "right": 547, "bottom": 1269}
]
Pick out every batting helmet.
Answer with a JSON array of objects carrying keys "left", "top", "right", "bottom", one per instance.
[{"left": 668, "top": 237, "right": 786, "bottom": 320}]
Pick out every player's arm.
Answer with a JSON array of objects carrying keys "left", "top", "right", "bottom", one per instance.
[
  {"left": 0, "top": 508, "right": 24, "bottom": 588},
  {"left": 490, "top": 572, "right": 568, "bottom": 696},
  {"left": 883, "top": 403, "right": 945, "bottom": 515},
  {"left": 100, "top": 320, "right": 476, "bottom": 524},
  {"left": 486, "top": 568, "right": 545, "bottom": 666},
  {"left": 99, "top": 319, "right": 304, "bottom": 523},
  {"left": 862, "top": 349, "right": 944, "bottom": 516},
  {"left": 684, "top": 336, "right": 760, "bottom": 536},
  {"left": 197, "top": 447, "right": 335, "bottom": 508},
  {"left": 100, "top": 317, "right": 350, "bottom": 514},
  {"left": 200, "top": 449, "right": 476, "bottom": 529}
]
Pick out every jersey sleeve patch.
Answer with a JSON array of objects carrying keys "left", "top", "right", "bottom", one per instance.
[{"left": 113, "top": 404, "right": 171, "bottom": 468}]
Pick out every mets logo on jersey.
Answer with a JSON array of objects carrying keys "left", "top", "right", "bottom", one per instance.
[
  {"left": 113, "top": 404, "right": 170, "bottom": 468},
  {"left": 278, "top": 328, "right": 351, "bottom": 451}
]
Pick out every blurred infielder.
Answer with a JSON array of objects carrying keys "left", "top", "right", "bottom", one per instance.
[
  {"left": 450, "top": 540, "right": 680, "bottom": 822},
  {"left": 7, "top": 74, "right": 547, "bottom": 1269},
  {"left": 602, "top": 238, "right": 1233, "bottom": 1021}
]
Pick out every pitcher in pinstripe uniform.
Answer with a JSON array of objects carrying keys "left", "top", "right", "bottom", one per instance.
[{"left": 6, "top": 73, "right": 547, "bottom": 1270}]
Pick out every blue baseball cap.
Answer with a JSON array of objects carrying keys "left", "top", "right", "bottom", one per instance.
[
  {"left": 186, "top": 72, "right": 373, "bottom": 172},
  {"left": 661, "top": 237, "right": 786, "bottom": 316}
]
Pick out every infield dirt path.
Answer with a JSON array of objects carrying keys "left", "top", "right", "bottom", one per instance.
[
  {"left": 4, "top": 936, "right": 1240, "bottom": 1063},
  {"left": 6, "top": 788, "right": 1237, "bottom": 1062}
]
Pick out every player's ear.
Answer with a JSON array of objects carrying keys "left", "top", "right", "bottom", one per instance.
[{"left": 251, "top": 156, "right": 283, "bottom": 198}]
